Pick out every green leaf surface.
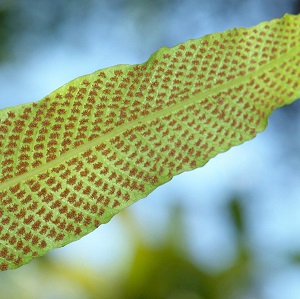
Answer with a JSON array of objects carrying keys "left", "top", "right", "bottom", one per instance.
[{"left": 0, "top": 14, "right": 300, "bottom": 271}]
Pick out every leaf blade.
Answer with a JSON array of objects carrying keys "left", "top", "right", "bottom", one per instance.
[{"left": 0, "top": 14, "right": 300, "bottom": 270}]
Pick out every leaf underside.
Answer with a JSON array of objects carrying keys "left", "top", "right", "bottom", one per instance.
[{"left": 0, "top": 14, "right": 300, "bottom": 271}]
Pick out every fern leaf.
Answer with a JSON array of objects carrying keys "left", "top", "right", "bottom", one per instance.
[{"left": 0, "top": 14, "right": 300, "bottom": 270}]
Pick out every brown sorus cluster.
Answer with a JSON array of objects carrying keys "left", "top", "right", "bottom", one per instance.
[{"left": 0, "top": 15, "right": 299, "bottom": 270}]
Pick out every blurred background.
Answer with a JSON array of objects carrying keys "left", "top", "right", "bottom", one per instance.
[{"left": 1, "top": 0, "right": 300, "bottom": 298}]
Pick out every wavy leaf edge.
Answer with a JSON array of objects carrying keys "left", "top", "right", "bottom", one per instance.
[{"left": 0, "top": 13, "right": 299, "bottom": 271}]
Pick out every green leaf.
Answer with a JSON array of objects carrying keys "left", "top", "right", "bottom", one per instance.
[{"left": 0, "top": 14, "right": 300, "bottom": 271}]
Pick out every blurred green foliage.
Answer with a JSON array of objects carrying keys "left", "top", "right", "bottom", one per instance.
[{"left": 118, "top": 202, "right": 252, "bottom": 299}]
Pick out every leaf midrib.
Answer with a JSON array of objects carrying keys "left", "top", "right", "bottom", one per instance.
[{"left": 0, "top": 46, "right": 298, "bottom": 192}]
